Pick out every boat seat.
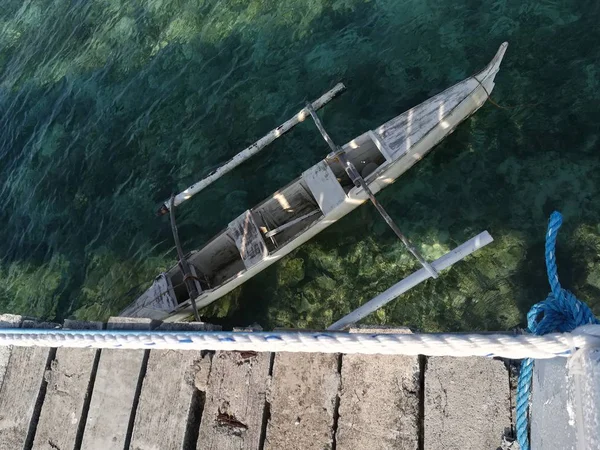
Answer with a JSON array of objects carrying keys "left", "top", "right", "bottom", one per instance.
[
  {"left": 367, "top": 130, "right": 394, "bottom": 162},
  {"left": 188, "top": 264, "right": 204, "bottom": 293},
  {"left": 302, "top": 160, "right": 347, "bottom": 216},
  {"left": 227, "top": 210, "right": 269, "bottom": 269},
  {"left": 263, "top": 209, "right": 320, "bottom": 239}
]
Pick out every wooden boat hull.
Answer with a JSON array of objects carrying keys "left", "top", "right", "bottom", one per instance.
[{"left": 121, "top": 43, "right": 507, "bottom": 321}]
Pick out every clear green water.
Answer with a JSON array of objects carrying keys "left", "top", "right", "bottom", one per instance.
[{"left": 1, "top": 0, "right": 599, "bottom": 331}]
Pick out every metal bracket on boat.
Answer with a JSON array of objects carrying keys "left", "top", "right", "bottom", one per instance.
[{"left": 305, "top": 103, "right": 439, "bottom": 279}]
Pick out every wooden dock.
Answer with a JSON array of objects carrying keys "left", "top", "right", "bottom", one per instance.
[{"left": 0, "top": 314, "right": 519, "bottom": 450}]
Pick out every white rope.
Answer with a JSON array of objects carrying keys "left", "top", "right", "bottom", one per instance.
[{"left": 0, "top": 325, "right": 599, "bottom": 359}]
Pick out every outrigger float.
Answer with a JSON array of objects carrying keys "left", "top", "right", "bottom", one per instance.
[{"left": 121, "top": 43, "right": 508, "bottom": 323}]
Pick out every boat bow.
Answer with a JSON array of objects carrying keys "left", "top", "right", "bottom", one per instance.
[
  {"left": 371, "top": 42, "right": 508, "bottom": 164},
  {"left": 475, "top": 42, "right": 508, "bottom": 92},
  {"left": 121, "top": 43, "right": 509, "bottom": 322}
]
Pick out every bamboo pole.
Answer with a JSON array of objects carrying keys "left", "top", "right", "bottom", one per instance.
[
  {"left": 327, "top": 231, "right": 494, "bottom": 331},
  {"left": 157, "top": 83, "right": 346, "bottom": 215}
]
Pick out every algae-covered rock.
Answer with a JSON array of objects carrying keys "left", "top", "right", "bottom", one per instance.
[
  {"left": 277, "top": 257, "right": 305, "bottom": 287},
  {"left": 0, "top": 255, "right": 69, "bottom": 319}
]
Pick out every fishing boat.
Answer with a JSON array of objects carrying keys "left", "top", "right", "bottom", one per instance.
[{"left": 121, "top": 42, "right": 508, "bottom": 321}]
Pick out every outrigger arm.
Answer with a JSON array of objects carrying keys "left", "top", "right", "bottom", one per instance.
[
  {"left": 157, "top": 83, "right": 347, "bottom": 216},
  {"left": 305, "top": 103, "right": 439, "bottom": 279},
  {"left": 327, "top": 231, "right": 494, "bottom": 330}
]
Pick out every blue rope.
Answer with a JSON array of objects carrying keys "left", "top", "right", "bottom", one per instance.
[{"left": 516, "top": 211, "right": 599, "bottom": 450}]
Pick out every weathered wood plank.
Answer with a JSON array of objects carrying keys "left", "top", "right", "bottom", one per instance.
[
  {"left": 376, "top": 77, "right": 479, "bottom": 158},
  {"left": 197, "top": 350, "right": 271, "bottom": 449},
  {"left": 336, "top": 327, "right": 420, "bottom": 450},
  {"left": 130, "top": 321, "right": 219, "bottom": 450},
  {"left": 32, "top": 320, "right": 103, "bottom": 450},
  {"left": 424, "top": 357, "right": 511, "bottom": 450},
  {"left": 303, "top": 160, "right": 347, "bottom": 215},
  {"left": 531, "top": 355, "right": 600, "bottom": 449},
  {"left": 0, "top": 320, "right": 57, "bottom": 450},
  {"left": 531, "top": 358, "right": 575, "bottom": 449},
  {"left": 120, "top": 273, "right": 178, "bottom": 320},
  {"left": 265, "top": 353, "right": 340, "bottom": 450},
  {"left": 228, "top": 210, "right": 269, "bottom": 269},
  {"left": 0, "top": 314, "right": 23, "bottom": 390},
  {"left": 368, "top": 131, "right": 394, "bottom": 162},
  {"left": 81, "top": 317, "right": 156, "bottom": 450}
]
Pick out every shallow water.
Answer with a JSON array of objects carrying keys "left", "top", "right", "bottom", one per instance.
[{"left": 1, "top": 0, "right": 599, "bottom": 330}]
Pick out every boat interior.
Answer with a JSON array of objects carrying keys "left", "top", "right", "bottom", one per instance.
[
  {"left": 164, "top": 130, "right": 391, "bottom": 306},
  {"left": 327, "top": 133, "right": 389, "bottom": 191},
  {"left": 124, "top": 43, "right": 509, "bottom": 317}
]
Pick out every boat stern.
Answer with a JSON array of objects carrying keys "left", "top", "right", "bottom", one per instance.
[{"left": 119, "top": 273, "right": 176, "bottom": 320}]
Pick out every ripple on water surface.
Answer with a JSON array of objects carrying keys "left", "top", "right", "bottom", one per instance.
[{"left": 0, "top": 0, "right": 598, "bottom": 330}]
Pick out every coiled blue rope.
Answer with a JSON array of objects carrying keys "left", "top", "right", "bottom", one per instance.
[{"left": 516, "top": 211, "right": 599, "bottom": 450}]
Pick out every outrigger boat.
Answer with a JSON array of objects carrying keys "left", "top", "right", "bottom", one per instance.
[{"left": 121, "top": 43, "right": 508, "bottom": 322}]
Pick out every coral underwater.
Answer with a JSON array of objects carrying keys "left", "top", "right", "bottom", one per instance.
[{"left": 1, "top": 0, "right": 599, "bottom": 330}]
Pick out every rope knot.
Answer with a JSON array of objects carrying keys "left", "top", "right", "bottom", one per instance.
[
  {"left": 517, "top": 211, "right": 599, "bottom": 450},
  {"left": 531, "top": 211, "right": 599, "bottom": 335},
  {"left": 527, "top": 289, "right": 597, "bottom": 334}
]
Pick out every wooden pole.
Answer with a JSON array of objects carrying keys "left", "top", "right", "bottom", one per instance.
[
  {"left": 327, "top": 231, "right": 494, "bottom": 330},
  {"left": 157, "top": 83, "right": 346, "bottom": 215},
  {"left": 305, "top": 103, "right": 439, "bottom": 279},
  {"left": 169, "top": 196, "right": 201, "bottom": 322}
]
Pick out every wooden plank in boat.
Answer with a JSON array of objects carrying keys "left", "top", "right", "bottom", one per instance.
[
  {"left": 302, "top": 160, "right": 347, "bottom": 215},
  {"left": 120, "top": 273, "right": 177, "bottom": 320},
  {"left": 228, "top": 210, "right": 269, "bottom": 269},
  {"left": 375, "top": 78, "right": 478, "bottom": 160},
  {"left": 32, "top": 320, "right": 103, "bottom": 450},
  {"left": 189, "top": 264, "right": 204, "bottom": 294},
  {"left": 368, "top": 130, "right": 394, "bottom": 162}
]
